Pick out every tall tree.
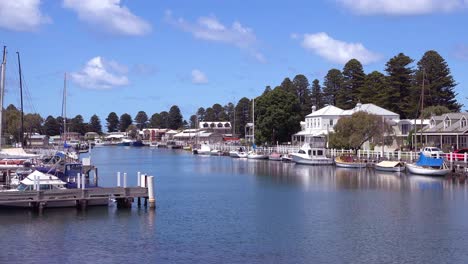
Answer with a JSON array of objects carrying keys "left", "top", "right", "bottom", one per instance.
[
  {"left": 224, "top": 102, "right": 235, "bottom": 124},
  {"left": 235, "top": 97, "right": 251, "bottom": 137},
  {"left": 70, "top": 115, "right": 86, "bottom": 135},
  {"left": 160, "top": 111, "right": 169, "bottom": 129},
  {"left": 5, "top": 104, "right": 21, "bottom": 142},
  {"left": 292, "top": 74, "right": 311, "bottom": 117},
  {"left": 341, "top": 59, "right": 365, "bottom": 109},
  {"left": 24, "top": 113, "right": 43, "bottom": 134},
  {"left": 106, "top": 112, "right": 119, "bottom": 132},
  {"left": 168, "top": 105, "right": 183, "bottom": 129},
  {"left": 88, "top": 114, "right": 102, "bottom": 134},
  {"left": 119, "top": 113, "right": 132, "bottom": 132},
  {"left": 196, "top": 107, "right": 206, "bottom": 121},
  {"left": 323, "top": 69, "right": 343, "bottom": 107},
  {"left": 134, "top": 111, "right": 149, "bottom": 129},
  {"left": 280, "top": 77, "right": 295, "bottom": 95},
  {"left": 414, "top": 50, "right": 461, "bottom": 114},
  {"left": 255, "top": 87, "right": 302, "bottom": 144},
  {"left": 384, "top": 53, "right": 414, "bottom": 118},
  {"left": 362, "top": 71, "right": 388, "bottom": 106},
  {"left": 189, "top": 115, "right": 198, "bottom": 128},
  {"left": 43, "top": 115, "right": 60, "bottom": 136},
  {"left": 311, "top": 79, "right": 323, "bottom": 109},
  {"left": 149, "top": 113, "right": 162, "bottom": 128},
  {"left": 204, "top": 107, "right": 215, "bottom": 121},
  {"left": 212, "top": 103, "right": 225, "bottom": 121}
]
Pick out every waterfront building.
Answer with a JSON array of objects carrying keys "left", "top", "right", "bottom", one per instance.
[
  {"left": 415, "top": 112, "right": 468, "bottom": 151},
  {"left": 142, "top": 128, "right": 168, "bottom": 142},
  {"left": 27, "top": 134, "right": 49, "bottom": 148},
  {"left": 198, "top": 121, "right": 232, "bottom": 135}
]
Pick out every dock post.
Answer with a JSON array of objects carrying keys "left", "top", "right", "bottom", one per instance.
[
  {"left": 77, "top": 173, "right": 81, "bottom": 189},
  {"left": 123, "top": 173, "right": 127, "bottom": 188},
  {"left": 117, "top": 172, "right": 121, "bottom": 187},
  {"left": 81, "top": 173, "right": 85, "bottom": 189},
  {"left": 137, "top": 171, "right": 141, "bottom": 187},
  {"left": 137, "top": 197, "right": 141, "bottom": 207},
  {"left": 148, "top": 176, "right": 155, "bottom": 209},
  {"left": 141, "top": 174, "right": 147, "bottom": 188}
]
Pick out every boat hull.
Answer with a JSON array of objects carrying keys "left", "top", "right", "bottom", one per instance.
[
  {"left": 335, "top": 160, "right": 367, "bottom": 168},
  {"left": 291, "top": 154, "right": 333, "bottom": 165},
  {"left": 247, "top": 154, "right": 268, "bottom": 160},
  {"left": 374, "top": 165, "right": 405, "bottom": 172},
  {"left": 405, "top": 163, "right": 450, "bottom": 176}
]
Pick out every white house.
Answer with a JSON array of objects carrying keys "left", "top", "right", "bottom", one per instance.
[{"left": 293, "top": 103, "right": 400, "bottom": 149}]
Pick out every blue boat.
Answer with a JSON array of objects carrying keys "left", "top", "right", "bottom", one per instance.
[{"left": 406, "top": 153, "right": 450, "bottom": 176}]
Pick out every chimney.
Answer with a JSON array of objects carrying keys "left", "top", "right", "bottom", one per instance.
[{"left": 312, "top": 105, "right": 316, "bottom": 113}]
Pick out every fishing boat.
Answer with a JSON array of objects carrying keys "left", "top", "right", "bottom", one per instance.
[
  {"left": 281, "top": 154, "right": 293, "bottom": 162},
  {"left": 290, "top": 143, "right": 333, "bottom": 165},
  {"left": 335, "top": 155, "right": 367, "bottom": 168},
  {"left": 405, "top": 153, "right": 450, "bottom": 176},
  {"left": 374, "top": 161, "right": 405, "bottom": 172},
  {"left": 210, "top": 149, "right": 221, "bottom": 156}
]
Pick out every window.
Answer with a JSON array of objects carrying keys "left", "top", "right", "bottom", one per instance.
[
  {"left": 329, "top": 119, "right": 333, "bottom": 126},
  {"left": 444, "top": 118, "right": 451, "bottom": 129},
  {"left": 461, "top": 118, "right": 467, "bottom": 128}
]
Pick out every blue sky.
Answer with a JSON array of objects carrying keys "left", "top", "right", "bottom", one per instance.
[{"left": 1, "top": 0, "right": 467, "bottom": 123}]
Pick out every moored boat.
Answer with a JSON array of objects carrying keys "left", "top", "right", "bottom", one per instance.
[
  {"left": 290, "top": 144, "right": 333, "bottom": 165},
  {"left": 195, "top": 144, "right": 211, "bottom": 155},
  {"left": 335, "top": 156, "right": 367, "bottom": 168},
  {"left": 247, "top": 151, "right": 268, "bottom": 160},
  {"left": 268, "top": 152, "right": 282, "bottom": 161},
  {"left": 406, "top": 153, "right": 450, "bottom": 176},
  {"left": 375, "top": 161, "right": 405, "bottom": 172}
]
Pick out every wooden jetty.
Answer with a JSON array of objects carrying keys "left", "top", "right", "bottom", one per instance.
[{"left": 0, "top": 172, "right": 156, "bottom": 213}]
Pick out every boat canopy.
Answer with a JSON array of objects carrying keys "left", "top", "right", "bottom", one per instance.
[{"left": 416, "top": 153, "right": 444, "bottom": 167}]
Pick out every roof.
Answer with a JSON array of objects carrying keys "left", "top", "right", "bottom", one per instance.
[
  {"left": 306, "top": 105, "right": 344, "bottom": 117},
  {"left": 30, "top": 135, "right": 47, "bottom": 139},
  {"left": 398, "top": 119, "right": 431, "bottom": 125},
  {"left": 423, "top": 113, "right": 468, "bottom": 133},
  {"left": 342, "top": 103, "right": 399, "bottom": 117}
]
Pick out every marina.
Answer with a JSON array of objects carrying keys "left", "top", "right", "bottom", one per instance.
[{"left": 3, "top": 147, "right": 468, "bottom": 263}]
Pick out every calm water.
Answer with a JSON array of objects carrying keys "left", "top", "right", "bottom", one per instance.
[{"left": 2, "top": 147, "right": 468, "bottom": 264}]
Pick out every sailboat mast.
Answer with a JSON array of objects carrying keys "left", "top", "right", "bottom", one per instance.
[
  {"left": 0, "top": 46, "right": 6, "bottom": 150},
  {"left": 252, "top": 98, "right": 255, "bottom": 145},
  {"left": 420, "top": 69, "right": 425, "bottom": 148},
  {"left": 16, "top": 52, "right": 24, "bottom": 147},
  {"left": 62, "top": 73, "right": 67, "bottom": 142}
]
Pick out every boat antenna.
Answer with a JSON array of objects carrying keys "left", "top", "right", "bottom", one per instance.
[
  {"left": 0, "top": 46, "right": 6, "bottom": 150},
  {"left": 16, "top": 52, "right": 24, "bottom": 147}
]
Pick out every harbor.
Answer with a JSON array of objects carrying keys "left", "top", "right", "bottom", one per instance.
[{"left": 3, "top": 146, "right": 468, "bottom": 263}]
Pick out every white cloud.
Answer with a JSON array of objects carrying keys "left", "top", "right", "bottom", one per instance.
[
  {"left": 300, "top": 32, "right": 381, "bottom": 65},
  {"left": 0, "top": 0, "right": 50, "bottom": 31},
  {"left": 165, "top": 10, "right": 265, "bottom": 62},
  {"left": 338, "top": 0, "right": 468, "bottom": 15},
  {"left": 63, "top": 0, "right": 151, "bottom": 36},
  {"left": 70, "top": 56, "right": 129, "bottom": 89},
  {"left": 191, "top": 69, "right": 208, "bottom": 84}
]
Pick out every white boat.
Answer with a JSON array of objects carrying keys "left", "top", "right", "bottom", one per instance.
[
  {"left": 196, "top": 144, "right": 211, "bottom": 155},
  {"left": 290, "top": 144, "right": 333, "bottom": 165},
  {"left": 229, "top": 150, "right": 247, "bottom": 158},
  {"left": 149, "top": 142, "right": 159, "bottom": 148},
  {"left": 210, "top": 149, "right": 221, "bottom": 156},
  {"left": 1, "top": 170, "right": 77, "bottom": 207},
  {"left": 405, "top": 153, "right": 450, "bottom": 176},
  {"left": 247, "top": 151, "right": 268, "bottom": 160},
  {"left": 375, "top": 161, "right": 405, "bottom": 172},
  {"left": 335, "top": 156, "right": 367, "bottom": 168}
]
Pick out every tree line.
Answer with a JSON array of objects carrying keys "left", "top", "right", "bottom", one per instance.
[
  {"left": 2, "top": 104, "right": 185, "bottom": 143},
  {"left": 193, "top": 50, "right": 462, "bottom": 145}
]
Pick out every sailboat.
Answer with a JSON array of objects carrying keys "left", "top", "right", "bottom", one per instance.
[
  {"left": 247, "top": 98, "right": 268, "bottom": 160},
  {"left": 0, "top": 48, "right": 38, "bottom": 159}
]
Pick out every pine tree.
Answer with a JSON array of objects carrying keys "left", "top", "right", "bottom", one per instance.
[
  {"left": 149, "top": 113, "right": 161, "bottom": 128},
  {"left": 134, "top": 111, "right": 149, "bottom": 129},
  {"left": 119, "top": 113, "right": 132, "bottom": 132},
  {"left": 414, "top": 50, "right": 461, "bottom": 113},
  {"left": 341, "top": 59, "right": 365, "bottom": 109},
  {"left": 168, "top": 105, "right": 183, "bottom": 129},
  {"left": 292, "top": 74, "right": 311, "bottom": 117},
  {"left": 89, "top": 114, "right": 102, "bottom": 134},
  {"left": 362, "top": 71, "right": 387, "bottom": 106},
  {"left": 311, "top": 79, "right": 323, "bottom": 108},
  {"left": 323, "top": 69, "right": 343, "bottom": 107},
  {"left": 106, "top": 112, "right": 119, "bottom": 132},
  {"left": 384, "top": 53, "right": 414, "bottom": 118},
  {"left": 280, "top": 77, "right": 295, "bottom": 95}
]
